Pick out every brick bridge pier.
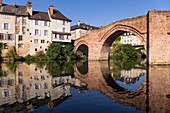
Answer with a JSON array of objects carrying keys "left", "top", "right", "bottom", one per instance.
[{"left": 74, "top": 10, "right": 170, "bottom": 65}]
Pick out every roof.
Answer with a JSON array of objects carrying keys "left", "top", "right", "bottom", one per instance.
[
  {"left": 30, "top": 11, "right": 50, "bottom": 21},
  {"left": 50, "top": 9, "right": 71, "bottom": 22},
  {"left": 52, "top": 31, "right": 71, "bottom": 35},
  {"left": 71, "top": 23, "right": 99, "bottom": 31},
  {"left": 0, "top": 4, "right": 28, "bottom": 16}
]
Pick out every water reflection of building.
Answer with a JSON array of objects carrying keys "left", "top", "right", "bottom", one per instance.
[
  {"left": 0, "top": 63, "right": 16, "bottom": 105},
  {"left": 111, "top": 68, "right": 146, "bottom": 84},
  {"left": 0, "top": 62, "right": 87, "bottom": 112}
]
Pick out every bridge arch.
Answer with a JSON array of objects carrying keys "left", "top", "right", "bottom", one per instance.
[
  {"left": 74, "top": 41, "right": 89, "bottom": 58},
  {"left": 99, "top": 25, "right": 146, "bottom": 60}
]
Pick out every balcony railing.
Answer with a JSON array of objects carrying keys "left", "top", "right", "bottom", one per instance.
[{"left": 0, "top": 33, "right": 14, "bottom": 41}]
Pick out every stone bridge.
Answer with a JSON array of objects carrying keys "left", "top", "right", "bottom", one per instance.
[
  {"left": 74, "top": 10, "right": 170, "bottom": 65},
  {"left": 74, "top": 61, "right": 170, "bottom": 112}
]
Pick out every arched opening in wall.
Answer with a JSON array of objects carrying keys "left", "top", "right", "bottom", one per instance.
[
  {"left": 101, "top": 30, "right": 147, "bottom": 92},
  {"left": 100, "top": 30, "right": 146, "bottom": 62},
  {"left": 76, "top": 44, "right": 88, "bottom": 59}
]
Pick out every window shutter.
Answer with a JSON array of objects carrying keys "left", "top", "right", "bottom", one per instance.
[
  {"left": 39, "top": 21, "right": 40, "bottom": 26},
  {"left": 33, "top": 30, "right": 35, "bottom": 35},
  {"left": 48, "top": 22, "right": 50, "bottom": 27},
  {"left": 33, "top": 20, "right": 35, "bottom": 25},
  {"left": 8, "top": 24, "right": 10, "bottom": 29},
  {"left": 39, "top": 30, "right": 41, "bottom": 36},
  {"left": 1, "top": 23, "right": 3, "bottom": 29}
]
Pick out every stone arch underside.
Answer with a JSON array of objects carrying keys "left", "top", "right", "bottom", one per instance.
[
  {"left": 99, "top": 24, "right": 146, "bottom": 60},
  {"left": 75, "top": 41, "right": 89, "bottom": 57}
]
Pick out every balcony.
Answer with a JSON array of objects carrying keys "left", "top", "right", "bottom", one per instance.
[
  {"left": 51, "top": 31, "right": 71, "bottom": 43},
  {"left": 0, "top": 33, "right": 14, "bottom": 41}
]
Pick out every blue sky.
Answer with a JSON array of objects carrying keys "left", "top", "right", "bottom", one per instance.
[{"left": 3, "top": 0, "right": 170, "bottom": 26}]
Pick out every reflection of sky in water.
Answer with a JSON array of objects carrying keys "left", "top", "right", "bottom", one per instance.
[
  {"left": 24, "top": 87, "right": 145, "bottom": 113},
  {"left": 115, "top": 74, "right": 146, "bottom": 91}
]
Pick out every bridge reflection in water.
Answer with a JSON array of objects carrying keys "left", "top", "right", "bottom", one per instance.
[
  {"left": 74, "top": 61, "right": 170, "bottom": 113},
  {"left": 0, "top": 61, "right": 169, "bottom": 113}
]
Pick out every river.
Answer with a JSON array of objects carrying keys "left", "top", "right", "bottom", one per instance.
[{"left": 0, "top": 61, "right": 169, "bottom": 113}]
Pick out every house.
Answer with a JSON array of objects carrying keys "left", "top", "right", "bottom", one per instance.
[
  {"left": 71, "top": 21, "right": 98, "bottom": 41},
  {"left": 120, "top": 32, "right": 142, "bottom": 46},
  {"left": 0, "top": 0, "right": 72, "bottom": 56}
]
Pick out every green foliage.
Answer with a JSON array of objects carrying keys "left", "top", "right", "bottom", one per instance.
[
  {"left": 46, "top": 61, "right": 74, "bottom": 77},
  {"left": 46, "top": 43, "right": 76, "bottom": 60},
  {"left": 110, "top": 43, "right": 143, "bottom": 62},
  {"left": 46, "top": 43, "right": 63, "bottom": 60},
  {"left": 7, "top": 62, "right": 19, "bottom": 72},
  {"left": 35, "top": 50, "right": 46, "bottom": 57},
  {"left": 25, "top": 54, "right": 36, "bottom": 64},
  {"left": 25, "top": 52, "right": 48, "bottom": 64},
  {"left": 6, "top": 47, "right": 20, "bottom": 60},
  {"left": 110, "top": 59, "right": 140, "bottom": 79}
]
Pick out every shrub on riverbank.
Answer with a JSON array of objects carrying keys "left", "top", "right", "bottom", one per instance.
[
  {"left": 110, "top": 43, "right": 144, "bottom": 62},
  {"left": 46, "top": 43, "right": 76, "bottom": 60},
  {"left": 25, "top": 43, "right": 78, "bottom": 63}
]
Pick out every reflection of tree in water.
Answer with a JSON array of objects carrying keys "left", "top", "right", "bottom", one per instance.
[
  {"left": 46, "top": 61, "right": 74, "bottom": 77},
  {"left": 76, "top": 61, "right": 88, "bottom": 75},
  {"left": 110, "top": 59, "right": 141, "bottom": 79}
]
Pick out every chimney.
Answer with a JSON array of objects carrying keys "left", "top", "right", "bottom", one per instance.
[
  {"left": 26, "top": 1, "right": 32, "bottom": 16},
  {"left": 49, "top": 5, "right": 53, "bottom": 15},
  {"left": 0, "top": 0, "right": 2, "bottom": 6},
  {"left": 78, "top": 21, "right": 80, "bottom": 27}
]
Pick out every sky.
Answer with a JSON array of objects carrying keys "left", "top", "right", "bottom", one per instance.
[{"left": 2, "top": 0, "right": 170, "bottom": 26}]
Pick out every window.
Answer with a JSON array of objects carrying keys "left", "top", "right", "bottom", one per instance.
[
  {"left": 22, "top": 17, "right": 26, "bottom": 25},
  {"left": 67, "top": 35, "right": 69, "bottom": 40},
  {"left": 18, "top": 44, "right": 23, "bottom": 49},
  {"left": 35, "top": 29, "right": 39, "bottom": 35},
  {"left": 35, "top": 48, "right": 37, "bottom": 51},
  {"left": 59, "top": 35, "right": 64, "bottom": 40},
  {"left": 34, "top": 39, "right": 38, "bottom": 43},
  {"left": 2, "top": 90, "right": 10, "bottom": 97},
  {"left": 35, "top": 20, "right": 39, "bottom": 25},
  {"left": 45, "top": 48, "right": 47, "bottom": 51},
  {"left": 7, "top": 34, "right": 13, "bottom": 40},
  {"left": 63, "top": 20, "right": 65, "bottom": 25},
  {"left": 4, "top": 43, "right": 8, "bottom": 49},
  {"left": 63, "top": 28, "right": 65, "bottom": 32},
  {"left": 18, "top": 35, "right": 22, "bottom": 41},
  {"left": 0, "top": 33, "right": 3, "bottom": 40},
  {"left": 41, "top": 40, "right": 45, "bottom": 43},
  {"left": 54, "top": 34, "right": 57, "bottom": 38},
  {"left": 4, "top": 23, "right": 9, "bottom": 30},
  {"left": 44, "top": 21, "right": 48, "bottom": 26},
  {"left": 44, "top": 30, "right": 48, "bottom": 36},
  {"left": 22, "top": 27, "right": 26, "bottom": 35}
]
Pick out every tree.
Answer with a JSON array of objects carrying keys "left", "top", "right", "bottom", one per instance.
[
  {"left": 46, "top": 43, "right": 63, "bottom": 60},
  {"left": 46, "top": 43, "right": 76, "bottom": 60},
  {"left": 110, "top": 43, "right": 143, "bottom": 61}
]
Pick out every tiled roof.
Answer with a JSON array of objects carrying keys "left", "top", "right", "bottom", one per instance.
[
  {"left": 51, "top": 9, "right": 71, "bottom": 22},
  {"left": 0, "top": 4, "right": 28, "bottom": 16},
  {"left": 71, "top": 23, "right": 99, "bottom": 31},
  {"left": 30, "top": 11, "right": 50, "bottom": 21}
]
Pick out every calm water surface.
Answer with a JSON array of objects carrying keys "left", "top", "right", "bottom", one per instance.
[{"left": 0, "top": 61, "right": 169, "bottom": 113}]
